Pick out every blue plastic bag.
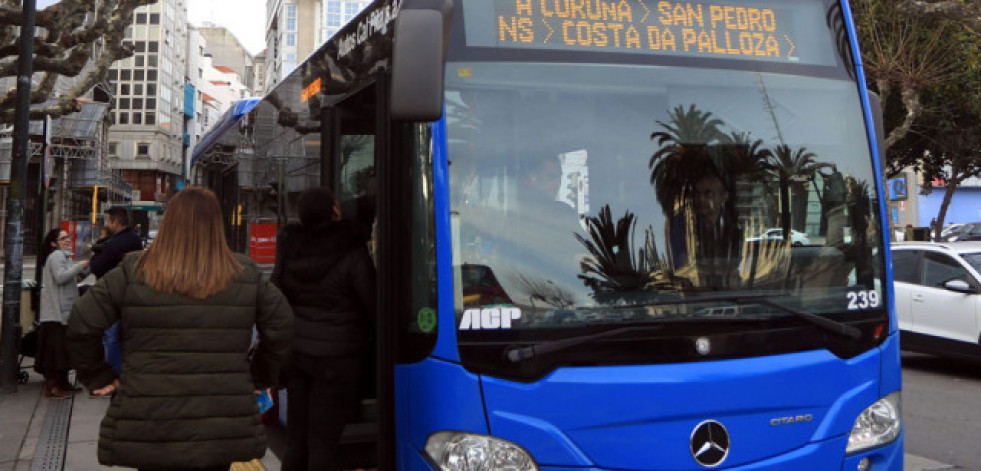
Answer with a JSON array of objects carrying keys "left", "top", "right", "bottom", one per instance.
[{"left": 256, "top": 389, "right": 274, "bottom": 414}]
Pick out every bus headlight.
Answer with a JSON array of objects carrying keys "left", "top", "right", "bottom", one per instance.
[
  {"left": 846, "top": 391, "right": 901, "bottom": 454},
  {"left": 424, "top": 431, "right": 538, "bottom": 471}
]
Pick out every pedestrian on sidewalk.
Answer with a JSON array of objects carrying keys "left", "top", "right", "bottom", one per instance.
[
  {"left": 87, "top": 206, "right": 143, "bottom": 374},
  {"left": 67, "top": 187, "right": 294, "bottom": 471},
  {"left": 273, "top": 186, "right": 376, "bottom": 471},
  {"left": 36, "top": 228, "right": 88, "bottom": 398}
]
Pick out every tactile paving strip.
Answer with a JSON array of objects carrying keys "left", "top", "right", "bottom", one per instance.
[{"left": 29, "top": 395, "right": 73, "bottom": 471}]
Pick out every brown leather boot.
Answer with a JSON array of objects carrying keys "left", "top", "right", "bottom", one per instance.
[{"left": 44, "top": 379, "right": 71, "bottom": 399}]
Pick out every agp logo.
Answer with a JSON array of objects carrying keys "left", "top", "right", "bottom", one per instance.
[{"left": 459, "top": 308, "right": 521, "bottom": 330}]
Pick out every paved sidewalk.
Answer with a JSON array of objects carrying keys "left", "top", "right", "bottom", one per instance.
[
  {"left": 0, "top": 371, "right": 282, "bottom": 471},
  {"left": 0, "top": 372, "right": 45, "bottom": 471}
]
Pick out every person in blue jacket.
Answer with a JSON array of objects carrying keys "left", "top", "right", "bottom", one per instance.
[{"left": 88, "top": 206, "right": 143, "bottom": 374}]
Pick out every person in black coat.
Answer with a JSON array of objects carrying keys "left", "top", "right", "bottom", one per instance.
[
  {"left": 668, "top": 169, "right": 743, "bottom": 289},
  {"left": 272, "top": 187, "right": 376, "bottom": 471},
  {"left": 88, "top": 206, "right": 144, "bottom": 374}
]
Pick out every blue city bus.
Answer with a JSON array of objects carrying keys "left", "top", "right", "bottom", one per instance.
[{"left": 193, "top": 0, "right": 902, "bottom": 468}]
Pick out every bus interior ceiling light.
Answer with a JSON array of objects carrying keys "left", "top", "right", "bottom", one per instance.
[{"left": 424, "top": 431, "right": 538, "bottom": 471}]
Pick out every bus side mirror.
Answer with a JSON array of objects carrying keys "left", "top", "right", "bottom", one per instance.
[{"left": 390, "top": 0, "right": 453, "bottom": 122}]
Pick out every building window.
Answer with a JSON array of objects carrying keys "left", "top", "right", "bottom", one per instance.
[
  {"left": 120, "top": 70, "right": 131, "bottom": 80},
  {"left": 133, "top": 98, "right": 143, "bottom": 109},
  {"left": 148, "top": 41, "right": 158, "bottom": 53},
  {"left": 135, "top": 55, "right": 144, "bottom": 67},
  {"left": 118, "top": 112, "right": 129, "bottom": 124},
  {"left": 134, "top": 70, "right": 144, "bottom": 81},
  {"left": 146, "top": 98, "right": 156, "bottom": 109},
  {"left": 132, "top": 112, "right": 142, "bottom": 124},
  {"left": 149, "top": 13, "right": 159, "bottom": 24},
  {"left": 119, "top": 98, "right": 130, "bottom": 109},
  {"left": 135, "top": 41, "right": 146, "bottom": 52},
  {"left": 145, "top": 113, "right": 156, "bottom": 125},
  {"left": 134, "top": 84, "right": 143, "bottom": 95},
  {"left": 286, "top": 4, "right": 297, "bottom": 30},
  {"left": 120, "top": 84, "right": 130, "bottom": 95},
  {"left": 137, "top": 143, "right": 150, "bottom": 156},
  {"left": 286, "top": 33, "right": 295, "bottom": 46},
  {"left": 108, "top": 143, "right": 118, "bottom": 156},
  {"left": 147, "top": 83, "right": 156, "bottom": 95},
  {"left": 147, "top": 70, "right": 157, "bottom": 81},
  {"left": 136, "top": 13, "right": 147, "bottom": 23}
]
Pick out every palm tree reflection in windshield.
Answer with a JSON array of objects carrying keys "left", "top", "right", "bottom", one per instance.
[{"left": 574, "top": 104, "right": 873, "bottom": 303}]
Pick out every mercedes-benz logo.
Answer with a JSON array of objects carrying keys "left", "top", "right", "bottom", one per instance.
[{"left": 690, "top": 420, "right": 730, "bottom": 467}]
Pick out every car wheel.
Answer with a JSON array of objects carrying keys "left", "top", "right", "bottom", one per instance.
[{"left": 792, "top": 242, "right": 803, "bottom": 247}]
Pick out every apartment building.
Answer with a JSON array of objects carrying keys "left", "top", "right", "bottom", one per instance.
[
  {"left": 320, "top": 0, "right": 372, "bottom": 43},
  {"left": 107, "top": 0, "right": 189, "bottom": 203},
  {"left": 263, "top": 0, "right": 369, "bottom": 94},
  {"left": 196, "top": 25, "right": 256, "bottom": 91}
]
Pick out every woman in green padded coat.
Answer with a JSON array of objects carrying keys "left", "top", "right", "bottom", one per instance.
[{"left": 67, "top": 187, "right": 293, "bottom": 471}]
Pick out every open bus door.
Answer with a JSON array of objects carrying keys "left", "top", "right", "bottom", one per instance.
[
  {"left": 285, "top": 2, "right": 451, "bottom": 468},
  {"left": 325, "top": 73, "right": 445, "bottom": 471},
  {"left": 323, "top": 83, "right": 384, "bottom": 470},
  {"left": 327, "top": 4, "right": 451, "bottom": 469}
]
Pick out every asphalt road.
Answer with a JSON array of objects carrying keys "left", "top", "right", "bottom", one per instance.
[{"left": 902, "top": 351, "right": 981, "bottom": 469}]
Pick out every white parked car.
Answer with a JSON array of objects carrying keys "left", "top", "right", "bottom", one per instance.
[
  {"left": 747, "top": 228, "right": 810, "bottom": 246},
  {"left": 892, "top": 242, "right": 981, "bottom": 360}
]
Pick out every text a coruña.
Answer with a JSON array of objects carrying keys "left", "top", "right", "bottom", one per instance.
[{"left": 499, "top": 0, "right": 786, "bottom": 59}]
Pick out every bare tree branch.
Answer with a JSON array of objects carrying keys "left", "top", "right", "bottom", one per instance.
[
  {"left": 884, "top": 86, "right": 922, "bottom": 150},
  {"left": 0, "top": 0, "right": 150, "bottom": 125}
]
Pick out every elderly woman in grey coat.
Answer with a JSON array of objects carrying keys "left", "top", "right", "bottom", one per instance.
[{"left": 36, "top": 228, "right": 88, "bottom": 398}]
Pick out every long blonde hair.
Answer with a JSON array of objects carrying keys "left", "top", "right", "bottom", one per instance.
[{"left": 136, "top": 187, "right": 242, "bottom": 298}]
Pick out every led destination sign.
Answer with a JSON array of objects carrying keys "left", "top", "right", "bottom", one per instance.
[{"left": 464, "top": 0, "right": 836, "bottom": 66}]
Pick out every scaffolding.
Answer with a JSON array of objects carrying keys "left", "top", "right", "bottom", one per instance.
[{"left": 0, "top": 101, "right": 130, "bottom": 256}]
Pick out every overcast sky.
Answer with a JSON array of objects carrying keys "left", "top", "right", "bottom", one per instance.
[
  {"left": 35, "top": 0, "right": 267, "bottom": 55},
  {"left": 187, "top": 0, "right": 266, "bottom": 55}
]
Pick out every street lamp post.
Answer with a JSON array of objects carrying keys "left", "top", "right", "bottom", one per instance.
[{"left": 0, "top": 0, "right": 38, "bottom": 393}]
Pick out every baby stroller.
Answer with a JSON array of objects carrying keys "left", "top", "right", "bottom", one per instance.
[{"left": 17, "top": 322, "right": 39, "bottom": 384}]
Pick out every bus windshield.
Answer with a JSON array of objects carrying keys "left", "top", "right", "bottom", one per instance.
[{"left": 445, "top": 0, "right": 887, "bottom": 378}]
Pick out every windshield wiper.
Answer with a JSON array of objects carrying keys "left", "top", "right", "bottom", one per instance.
[
  {"left": 747, "top": 297, "right": 862, "bottom": 340},
  {"left": 506, "top": 325, "right": 663, "bottom": 362},
  {"left": 616, "top": 292, "right": 861, "bottom": 339},
  {"left": 504, "top": 293, "right": 861, "bottom": 363}
]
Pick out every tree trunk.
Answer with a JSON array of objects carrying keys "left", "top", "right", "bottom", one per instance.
[
  {"left": 780, "top": 176, "right": 791, "bottom": 241},
  {"left": 791, "top": 182, "right": 808, "bottom": 233},
  {"left": 937, "top": 179, "right": 959, "bottom": 241}
]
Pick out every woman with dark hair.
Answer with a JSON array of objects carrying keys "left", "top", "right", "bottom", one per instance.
[
  {"left": 273, "top": 186, "right": 376, "bottom": 471},
  {"left": 67, "top": 187, "right": 293, "bottom": 471},
  {"left": 36, "top": 228, "right": 88, "bottom": 398}
]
